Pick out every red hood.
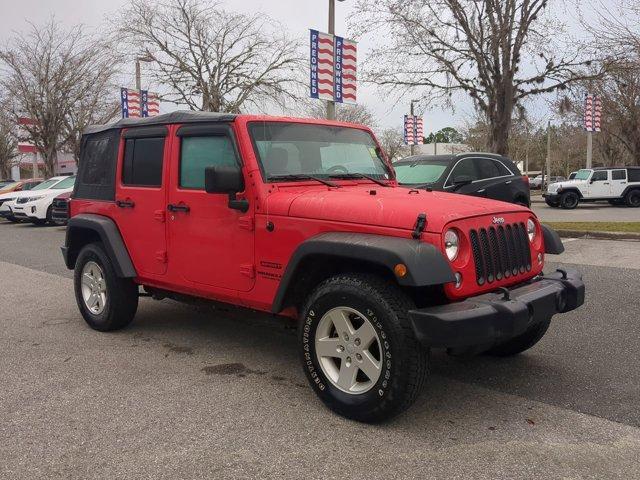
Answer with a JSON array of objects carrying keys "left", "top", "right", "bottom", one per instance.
[{"left": 264, "top": 184, "right": 530, "bottom": 233}]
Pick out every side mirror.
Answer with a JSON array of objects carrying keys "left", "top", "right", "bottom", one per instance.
[
  {"left": 452, "top": 175, "right": 473, "bottom": 189},
  {"left": 205, "top": 165, "right": 249, "bottom": 212}
]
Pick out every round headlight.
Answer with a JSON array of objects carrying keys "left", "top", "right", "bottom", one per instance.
[
  {"left": 527, "top": 218, "right": 536, "bottom": 242},
  {"left": 444, "top": 229, "right": 459, "bottom": 261}
]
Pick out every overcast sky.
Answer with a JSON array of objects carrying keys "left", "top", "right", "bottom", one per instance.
[{"left": 0, "top": 0, "right": 609, "bottom": 133}]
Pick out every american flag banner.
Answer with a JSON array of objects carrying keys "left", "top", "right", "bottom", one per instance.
[
  {"left": 141, "top": 90, "right": 160, "bottom": 117},
  {"left": 404, "top": 115, "right": 424, "bottom": 145},
  {"left": 310, "top": 29, "right": 335, "bottom": 101},
  {"left": 334, "top": 36, "right": 357, "bottom": 104},
  {"left": 584, "top": 94, "right": 602, "bottom": 132},
  {"left": 120, "top": 88, "right": 142, "bottom": 118}
]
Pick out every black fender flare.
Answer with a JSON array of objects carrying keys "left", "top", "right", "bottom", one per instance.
[
  {"left": 541, "top": 224, "right": 564, "bottom": 255},
  {"left": 558, "top": 187, "right": 583, "bottom": 199},
  {"left": 621, "top": 185, "right": 640, "bottom": 198},
  {"left": 62, "top": 214, "right": 136, "bottom": 277},
  {"left": 271, "top": 232, "right": 455, "bottom": 313}
]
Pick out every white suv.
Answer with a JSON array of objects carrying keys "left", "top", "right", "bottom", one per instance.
[
  {"left": 4, "top": 176, "right": 76, "bottom": 224},
  {"left": 543, "top": 167, "right": 640, "bottom": 209}
]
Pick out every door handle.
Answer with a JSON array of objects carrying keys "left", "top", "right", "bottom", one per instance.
[
  {"left": 167, "top": 203, "right": 190, "bottom": 213},
  {"left": 116, "top": 199, "right": 135, "bottom": 208},
  {"left": 603, "top": 182, "right": 610, "bottom": 185}
]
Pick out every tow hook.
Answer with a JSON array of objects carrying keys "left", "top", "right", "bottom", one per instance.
[{"left": 412, "top": 213, "right": 427, "bottom": 239}]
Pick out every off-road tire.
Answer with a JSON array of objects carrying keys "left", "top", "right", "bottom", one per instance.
[
  {"left": 545, "top": 198, "right": 560, "bottom": 208},
  {"left": 45, "top": 205, "right": 53, "bottom": 224},
  {"left": 74, "top": 242, "right": 138, "bottom": 332},
  {"left": 626, "top": 190, "right": 640, "bottom": 208},
  {"left": 299, "top": 274, "right": 428, "bottom": 423},
  {"left": 486, "top": 318, "right": 551, "bottom": 356},
  {"left": 560, "top": 191, "right": 579, "bottom": 209}
]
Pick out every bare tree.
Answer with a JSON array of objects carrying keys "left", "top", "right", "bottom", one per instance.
[
  {"left": 376, "top": 127, "right": 408, "bottom": 161},
  {"left": 0, "top": 95, "right": 19, "bottom": 179},
  {"left": 303, "top": 101, "right": 377, "bottom": 127},
  {"left": 117, "top": 0, "right": 303, "bottom": 113},
  {"left": 352, "top": 0, "right": 601, "bottom": 155},
  {"left": 0, "top": 21, "right": 121, "bottom": 176}
]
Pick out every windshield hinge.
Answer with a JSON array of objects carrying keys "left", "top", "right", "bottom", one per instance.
[{"left": 412, "top": 213, "right": 427, "bottom": 240}]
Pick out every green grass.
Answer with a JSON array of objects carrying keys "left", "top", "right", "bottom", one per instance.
[{"left": 546, "top": 222, "right": 640, "bottom": 234}]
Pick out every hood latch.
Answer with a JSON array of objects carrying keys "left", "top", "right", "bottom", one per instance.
[{"left": 412, "top": 213, "right": 427, "bottom": 240}]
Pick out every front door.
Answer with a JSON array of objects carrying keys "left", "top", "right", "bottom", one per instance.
[
  {"left": 588, "top": 170, "right": 611, "bottom": 197},
  {"left": 115, "top": 128, "right": 168, "bottom": 276},
  {"left": 166, "top": 124, "right": 254, "bottom": 292}
]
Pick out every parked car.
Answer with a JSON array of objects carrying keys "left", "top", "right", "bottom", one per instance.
[
  {"left": 51, "top": 191, "right": 71, "bottom": 225},
  {"left": 3, "top": 176, "right": 75, "bottom": 224},
  {"left": 544, "top": 167, "right": 640, "bottom": 208},
  {"left": 530, "top": 175, "right": 566, "bottom": 189},
  {"left": 62, "top": 111, "right": 584, "bottom": 423},
  {"left": 0, "top": 179, "right": 42, "bottom": 194},
  {"left": 394, "top": 153, "right": 530, "bottom": 206},
  {"left": 0, "top": 178, "right": 63, "bottom": 222}
]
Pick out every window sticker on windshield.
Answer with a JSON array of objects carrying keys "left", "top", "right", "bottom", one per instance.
[{"left": 368, "top": 147, "right": 378, "bottom": 159}]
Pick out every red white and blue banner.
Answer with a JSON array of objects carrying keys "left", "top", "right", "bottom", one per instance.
[
  {"left": 404, "top": 115, "right": 424, "bottom": 145},
  {"left": 310, "top": 29, "right": 357, "bottom": 104},
  {"left": 584, "top": 94, "right": 602, "bottom": 132},
  {"left": 121, "top": 87, "right": 160, "bottom": 119}
]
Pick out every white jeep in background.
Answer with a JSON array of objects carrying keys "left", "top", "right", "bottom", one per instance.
[{"left": 543, "top": 167, "right": 640, "bottom": 209}]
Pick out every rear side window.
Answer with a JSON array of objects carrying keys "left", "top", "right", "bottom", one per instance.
[
  {"left": 75, "top": 129, "right": 120, "bottom": 201},
  {"left": 180, "top": 136, "right": 237, "bottom": 189},
  {"left": 629, "top": 169, "right": 640, "bottom": 182},
  {"left": 122, "top": 137, "right": 165, "bottom": 187},
  {"left": 476, "top": 158, "right": 511, "bottom": 179},
  {"left": 612, "top": 170, "right": 626, "bottom": 180}
]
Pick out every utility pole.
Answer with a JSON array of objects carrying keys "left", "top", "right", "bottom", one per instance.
[
  {"left": 135, "top": 53, "right": 154, "bottom": 92},
  {"left": 545, "top": 120, "right": 552, "bottom": 190},
  {"left": 326, "top": 0, "right": 337, "bottom": 121},
  {"left": 586, "top": 130, "right": 593, "bottom": 169}
]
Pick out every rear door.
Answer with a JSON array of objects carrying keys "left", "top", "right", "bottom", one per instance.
[
  {"left": 610, "top": 169, "right": 627, "bottom": 197},
  {"left": 114, "top": 127, "right": 168, "bottom": 276},
  {"left": 166, "top": 123, "right": 254, "bottom": 292}
]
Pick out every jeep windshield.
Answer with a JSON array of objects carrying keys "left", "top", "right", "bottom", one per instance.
[
  {"left": 248, "top": 122, "right": 392, "bottom": 183},
  {"left": 574, "top": 169, "right": 592, "bottom": 180}
]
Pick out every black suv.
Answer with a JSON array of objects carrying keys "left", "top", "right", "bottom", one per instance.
[{"left": 394, "top": 153, "right": 531, "bottom": 207}]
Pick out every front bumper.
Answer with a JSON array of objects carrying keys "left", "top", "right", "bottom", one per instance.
[
  {"left": 409, "top": 268, "right": 584, "bottom": 348},
  {"left": 542, "top": 192, "right": 560, "bottom": 200}
]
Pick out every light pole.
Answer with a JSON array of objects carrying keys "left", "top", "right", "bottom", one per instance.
[
  {"left": 135, "top": 53, "right": 154, "bottom": 91},
  {"left": 326, "top": 0, "right": 346, "bottom": 120}
]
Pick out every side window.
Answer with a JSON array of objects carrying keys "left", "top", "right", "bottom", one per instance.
[
  {"left": 180, "top": 135, "right": 238, "bottom": 189},
  {"left": 629, "top": 169, "right": 640, "bottom": 182},
  {"left": 592, "top": 171, "right": 608, "bottom": 182},
  {"left": 122, "top": 137, "right": 165, "bottom": 187},
  {"left": 612, "top": 170, "right": 626, "bottom": 180},
  {"left": 447, "top": 158, "right": 478, "bottom": 185},
  {"left": 476, "top": 158, "right": 508, "bottom": 179},
  {"left": 81, "top": 136, "right": 112, "bottom": 185}
]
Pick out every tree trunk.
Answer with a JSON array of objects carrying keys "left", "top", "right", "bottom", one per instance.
[
  {"left": 41, "top": 147, "right": 57, "bottom": 178},
  {"left": 487, "top": 82, "right": 515, "bottom": 155}
]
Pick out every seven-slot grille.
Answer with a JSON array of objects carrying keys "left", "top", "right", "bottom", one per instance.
[{"left": 469, "top": 223, "right": 531, "bottom": 286}]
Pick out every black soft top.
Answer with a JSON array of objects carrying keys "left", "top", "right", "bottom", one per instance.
[
  {"left": 84, "top": 111, "right": 238, "bottom": 135},
  {"left": 593, "top": 166, "right": 640, "bottom": 171}
]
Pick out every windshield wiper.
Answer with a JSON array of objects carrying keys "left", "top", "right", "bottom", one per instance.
[
  {"left": 328, "top": 173, "right": 391, "bottom": 187},
  {"left": 268, "top": 174, "right": 339, "bottom": 187}
]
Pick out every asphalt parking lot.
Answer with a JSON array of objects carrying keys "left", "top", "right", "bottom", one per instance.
[
  {"left": 1, "top": 220, "right": 639, "bottom": 479},
  {"left": 531, "top": 197, "right": 640, "bottom": 222}
]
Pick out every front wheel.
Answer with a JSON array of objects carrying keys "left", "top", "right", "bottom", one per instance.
[
  {"left": 74, "top": 242, "right": 139, "bottom": 331},
  {"left": 486, "top": 318, "right": 551, "bottom": 356},
  {"left": 560, "top": 191, "right": 579, "bottom": 209},
  {"left": 545, "top": 198, "right": 560, "bottom": 208},
  {"left": 300, "top": 274, "right": 428, "bottom": 423}
]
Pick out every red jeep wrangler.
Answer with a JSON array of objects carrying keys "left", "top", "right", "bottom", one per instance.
[{"left": 62, "top": 112, "right": 585, "bottom": 422}]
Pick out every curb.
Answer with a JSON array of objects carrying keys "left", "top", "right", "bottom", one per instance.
[{"left": 555, "top": 229, "right": 640, "bottom": 241}]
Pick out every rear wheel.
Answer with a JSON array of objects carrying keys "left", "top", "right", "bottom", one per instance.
[
  {"left": 486, "top": 318, "right": 551, "bottom": 356},
  {"left": 74, "top": 242, "right": 138, "bottom": 331},
  {"left": 560, "top": 191, "right": 579, "bottom": 209},
  {"left": 626, "top": 190, "right": 640, "bottom": 207},
  {"left": 300, "top": 274, "right": 428, "bottom": 423}
]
